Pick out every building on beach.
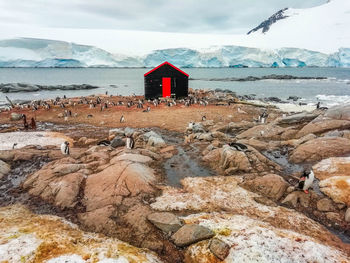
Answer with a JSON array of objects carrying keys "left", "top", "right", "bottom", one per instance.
[{"left": 144, "top": 61, "right": 189, "bottom": 99}]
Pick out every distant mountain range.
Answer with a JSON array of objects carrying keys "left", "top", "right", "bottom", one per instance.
[{"left": 0, "top": 0, "right": 349, "bottom": 68}]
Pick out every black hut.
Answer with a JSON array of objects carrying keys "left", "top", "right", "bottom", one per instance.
[{"left": 144, "top": 61, "right": 189, "bottom": 99}]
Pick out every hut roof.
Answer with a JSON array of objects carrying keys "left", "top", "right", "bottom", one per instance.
[{"left": 144, "top": 61, "right": 189, "bottom": 77}]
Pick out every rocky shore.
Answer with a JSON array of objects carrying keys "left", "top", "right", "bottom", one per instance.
[
  {"left": 0, "top": 83, "right": 99, "bottom": 93},
  {"left": 0, "top": 90, "right": 349, "bottom": 263}
]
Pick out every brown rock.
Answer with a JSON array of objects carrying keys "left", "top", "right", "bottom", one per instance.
[
  {"left": 147, "top": 212, "right": 183, "bottom": 234},
  {"left": 317, "top": 198, "right": 335, "bottom": 212},
  {"left": 78, "top": 205, "right": 117, "bottom": 232},
  {"left": 110, "top": 153, "right": 152, "bottom": 164},
  {"left": 242, "top": 174, "right": 288, "bottom": 201},
  {"left": 345, "top": 208, "right": 350, "bottom": 222},
  {"left": 0, "top": 160, "right": 10, "bottom": 179},
  {"left": 220, "top": 146, "right": 251, "bottom": 173},
  {"left": 296, "top": 119, "right": 350, "bottom": 138},
  {"left": 172, "top": 224, "right": 214, "bottom": 247},
  {"left": 209, "top": 238, "right": 230, "bottom": 261},
  {"left": 325, "top": 212, "right": 342, "bottom": 224},
  {"left": 160, "top": 145, "right": 176, "bottom": 153},
  {"left": 253, "top": 196, "right": 277, "bottom": 207},
  {"left": 289, "top": 137, "right": 350, "bottom": 163},
  {"left": 202, "top": 148, "right": 221, "bottom": 165},
  {"left": 236, "top": 124, "right": 285, "bottom": 140},
  {"left": 52, "top": 163, "right": 84, "bottom": 176},
  {"left": 282, "top": 191, "right": 311, "bottom": 208},
  {"left": 313, "top": 157, "right": 350, "bottom": 180},
  {"left": 324, "top": 103, "right": 350, "bottom": 121},
  {"left": 319, "top": 176, "right": 350, "bottom": 206}
]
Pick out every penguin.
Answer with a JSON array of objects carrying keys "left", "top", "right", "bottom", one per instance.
[
  {"left": 12, "top": 143, "right": 17, "bottom": 149},
  {"left": 61, "top": 141, "right": 70, "bottom": 155},
  {"left": 30, "top": 117, "right": 36, "bottom": 130},
  {"left": 202, "top": 115, "right": 206, "bottom": 121},
  {"left": 298, "top": 169, "right": 314, "bottom": 194},
  {"left": 23, "top": 114, "right": 29, "bottom": 130},
  {"left": 120, "top": 115, "right": 125, "bottom": 123},
  {"left": 126, "top": 136, "right": 135, "bottom": 149},
  {"left": 316, "top": 101, "right": 320, "bottom": 109},
  {"left": 259, "top": 111, "right": 268, "bottom": 124},
  {"left": 229, "top": 142, "right": 249, "bottom": 152},
  {"left": 97, "top": 140, "right": 111, "bottom": 146}
]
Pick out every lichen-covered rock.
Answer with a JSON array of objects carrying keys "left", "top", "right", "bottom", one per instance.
[{"left": 319, "top": 176, "right": 350, "bottom": 206}]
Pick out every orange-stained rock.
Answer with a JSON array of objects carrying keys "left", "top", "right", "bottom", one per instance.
[
  {"left": 313, "top": 157, "right": 350, "bottom": 180},
  {"left": 296, "top": 119, "right": 350, "bottom": 138},
  {"left": 319, "top": 176, "right": 350, "bottom": 206}
]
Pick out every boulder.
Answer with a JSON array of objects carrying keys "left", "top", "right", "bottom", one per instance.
[
  {"left": 124, "top": 127, "right": 135, "bottom": 136},
  {"left": 110, "top": 153, "right": 152, "bottom": 164},
  {"left": 277, "top": 112, "right": 319, "bottom": 125},
  {"left": 0, "top": 159, "right": 10, "bottom": 179},
  {"left": 220, "top": 146, "right": 251, "bottom": 173},
  {"left": 110, "top": 137, "right": 125, "bottom": 148},
  {"left": 147, "top": 136, "right": 166, "bottom": 148},
  {"left": 147, "top": 212, "right": 183, "bottom": 234},
  {"left": 345, "top": 208, "right": 350, "bottom": 223},
  {"left": 209, "top": 238, "right": 230, "bottom": 261},
  {"left": 109, "top": 128, "right": 125, "bottom": 137},
  {"left": 289, "top": 137, "right": 350, "bottom": 163},
  {"left": 198, "top": 133, "right": 213, "bottom": 141},
  {"left": 52, "top": 163, "right": 84, "bottom": 176},
  {"left": 241, "top": 174, "right": 288, "bottom": 201},
  {"left": 84, "top": 162, "right": 156, "bottom": 211},
  {"left": 313, "top": 157, "right": 350, "bottom": 180},
  {"left": 236, "top": 124, "right": 285, "bottom": 140},
  {"left": 325, "top": 212, "right": 343, "bottom": 224},
  {"left": 316, "top": 198, "right": 335, "bottom": 212},
  {"left": 202, "top": 148, "right": 221, "bottom": 165},
  {"left": 187, "top": 122, "right": 205, "bottom": 133},
  {"left": 281, "top": 134, "right": 317, "bottom": 148},
  {"left": 253, "top": 196, "right": 277, "bottom": 207},
  {"left": 10, "top": 112, "right": 23, "bottom": 121},
  {"left": 282, "top": 191, "right": 311, "bottom": 208},
  {"left": 171, "top": 224, "right": 214, "bottom": 247},
  {"left": 296, "top": 118, "right": 350, "bottom": 138},
  {"left": 319, "top": 176, "right": 350, "bottom": 206},
  {"left": 324, "top": 103, "right": 350, "bottom": 121}
]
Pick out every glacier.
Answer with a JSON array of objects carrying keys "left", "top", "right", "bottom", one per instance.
[{"left": 0, "top": 38, "right": 350, "bottom": 68}]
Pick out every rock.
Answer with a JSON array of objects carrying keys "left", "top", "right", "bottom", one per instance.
[
  {"left": 110, "top": 153, "right": 152, "bottom": 164},
  {"left": 198, "top": 133, "right": 213, "bottom": 141},
  {"left": 313, "top": 157, "right": 350, "bottom": 180},
  {"left": 57, "top": 113, "right": 64, "bottom": 118},
  {"left": 253, "top": 196, "right": 277, "bottom": 207},
  {"left": 202, "top": 148, "right": 221, "bottom": 165},
  {"left": 209, "top": 238, "right": 230, "bottom": 260},
  {"left": 78, "top": 137, "right": 87, "bottom": 144},
  {"left": 345, "top": 208, "right": 350, "bottom": 222},
  {"left": 124, "top": 127, "right": 135, "bottom": 136},
  {"left": 236, "top": 124, "right": 285, "bottom": 140},
  {"left": 187, "top": 122, "right": 205, "bottom": 133},
  {"left": 325, "top": 212, "right": 342, "bottom": 224},
  {"left": 317, "top": 198, "right": 335, "bottom": 212},
  {"left": 10, "top": 112, "right": 23, "bottom": 121},
  {"left": 242, "top": 174, "right": 288, "bottom": 201},
  {"left": 0, "top": 159, "right": 10, "bottom": 179},
  {"left": 52, "top": 163, "right": 84, "bottom": 176},
  {"left": 84, "top": 138, "right": 98, "bottom": 145},
  {"left": 319, "top": 176, "right": 350, "bottom": 206},
  {"left": 147, "top": 136, "right": 166, "bottom": 148},
  {"left": 282, "top": 134, "right": 317, "bottom": 148},
  {"left": 282, "top": 191, "right": 311, "bottom": 208},
  {"left": 110, "top": 136, "right": 125, "bottom": 148},
  {"left": 160, "top": 145, "right": 176, "bottom": 153},
  {"left": 172, "top": 224, "right": 214, "bottom": 247},
  {"left": 296, "top": 118, "right": 350, "bottom": 138},
  {"left": 324, "top": 103, "right": 350, "bottom": 121},
  {"left": 220, "top": 146, "right": 251, "bottom": 173},
  {"left": 84, "top": 162, "right": 156, "bottom": 211},
  {"left": 147, "top": 212, "right": 183, "bottom": 234},
  {"left": 109, "top": 128, "right": 125, "bottom": 136},
  {"left": 143, "top": 131, "right": 162, "bottom": 139},
  {"left": 277, "top": 112, "right": 319, "bottom": 125},
  {"left": 289, "top": 137, "right": 350, "bottom": 163}
]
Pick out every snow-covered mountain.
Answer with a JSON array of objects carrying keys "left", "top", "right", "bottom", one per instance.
[
  {"left": 0, "top": 38, "right": 349, "bottom": 68},
  {"left": 246, "top": 0, "right": 350, "bottom": 53}
]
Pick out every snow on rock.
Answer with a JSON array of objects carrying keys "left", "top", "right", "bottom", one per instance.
[
  {"left": 0, "top": 205, "right": 162, "bottom": 263},
  {"left": 0, "top": 233, "right": 41, "bottom": 263},
  {"left": 0, "top": 131, "right": 71, "bottom": 150},
  {"left": 183, "top": 213, "right": 349, "bottom": 263}
]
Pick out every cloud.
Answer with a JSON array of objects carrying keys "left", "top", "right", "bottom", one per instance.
[{"left": 0, "top": 0, "right": 327, "bottom": 33}]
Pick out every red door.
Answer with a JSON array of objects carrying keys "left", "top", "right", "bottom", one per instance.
[{"left": 162, "top": 77, "right": 171, "bottom": 97}]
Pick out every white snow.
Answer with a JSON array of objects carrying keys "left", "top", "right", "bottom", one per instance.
[
  {"left": 0, "top": 131, "right": 67, "bottom": 150},
  {"left": 0, "top": 233, "right": 41, "bottom": 263},
  {"left": 184, "top": 213, "right": 348, "bottom": 263}
]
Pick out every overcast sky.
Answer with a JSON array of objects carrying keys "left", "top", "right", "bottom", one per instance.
[{"left": 0, "top": 0, "right": 326, "bottom": 34}]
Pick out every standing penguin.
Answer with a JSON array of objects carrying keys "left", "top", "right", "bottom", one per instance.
[
  {"left": 298, "top": 169, "right": 314, "bottom": 194},
  {"left": 60, "top": 141, "right": 70, "bottom": 155},
  {"left": 30, "top": 117, "right": 36, "bottom": 130},
  {"left": 120, "top": 115, "right": 125, "bottom": 123},
  {"left": 202, "top": 115, "right": 206, "bottom": 121},
  {"left": 126, "top": 135, "right": 134, "bottom": 149}
]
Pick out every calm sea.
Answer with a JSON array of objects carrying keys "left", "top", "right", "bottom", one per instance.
[{"left": 0, "top": 67, "right": 350, "bottom": 107}]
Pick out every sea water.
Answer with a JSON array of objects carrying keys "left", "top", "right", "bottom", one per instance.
[{"left": 0, "top": 67, "right": 349, "bottom": 108}]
